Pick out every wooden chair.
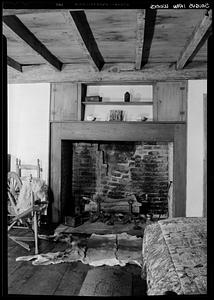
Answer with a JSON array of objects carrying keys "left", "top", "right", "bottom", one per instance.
[
  {"left": 16, "top": 158, "right": 42, "bottom": 180},
  {"left": 7, "top": 159, "right": 47, "bottom": 254}
]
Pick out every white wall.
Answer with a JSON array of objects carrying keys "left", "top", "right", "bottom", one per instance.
[
  {"left": 8, "top": 83, "right": 50, "bottom": 182},
  {"left": 186, "top": 80, "right": 207, "bottom": 217}
]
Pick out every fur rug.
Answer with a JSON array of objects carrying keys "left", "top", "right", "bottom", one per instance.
[{"left": 16, "top": 233, "right": 143, "bottom": 267}]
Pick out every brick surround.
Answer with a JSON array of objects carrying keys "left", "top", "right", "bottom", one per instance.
[{"left": 63, "top": 141, "right": 170, "bottom": 216}]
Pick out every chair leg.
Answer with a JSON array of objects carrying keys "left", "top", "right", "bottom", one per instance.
[
  {"left": 33, "top": 212, "right": 39, "bottom": 255},
  {"left": 9, "top": 236, "right": 31, "bottom": 251},
  {"left": 8, "top": 220, "right": 17, "bottom": 231}
]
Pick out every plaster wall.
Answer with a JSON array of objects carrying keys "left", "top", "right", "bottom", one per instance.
[{"left": 186, "top": 80, "right": 207, "bottom": 217}]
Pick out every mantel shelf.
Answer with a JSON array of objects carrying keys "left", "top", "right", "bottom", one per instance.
[
  {"left": 50, "top": 120, "right": 186, "bottom": 124},
  {"left": 82, "top": 101, "right": 153, "bottom": 105}
]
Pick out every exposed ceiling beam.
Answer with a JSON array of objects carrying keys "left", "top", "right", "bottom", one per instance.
[
  {"left": 135, "top": 10, "right": 146, "bottom": 70},
  {"left": 7, "top": 61, "right": 207, "bottom": 84},
  {"left": 3, "top": 15, "right": 63, "bottom": 71},
  {"left": 3, "top": 9, "right": 82, "bottom": 16},
  {"left": 62, "top": 11, "right": 105, "bottom": 71},
  {"left": 176, "top": 9, "right": 212, "bottom": 70},
  {"left": 7, "top": 56, "right": 22, "bottom": 72},
  {"left": 137, "top": 9, "right": 157, "bottom": 69}
]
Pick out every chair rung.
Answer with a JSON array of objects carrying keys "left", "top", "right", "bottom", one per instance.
[
  {"left": 20, "top": 164, "right": 40, "bottom": 170},
  {"left": 13, "top": 226, "right": 29, "bottom": 229},
  {"left": 9, "top": 235, "right": 35, "bottom": 242}
]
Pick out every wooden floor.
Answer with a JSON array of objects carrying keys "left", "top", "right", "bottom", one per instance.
[{"left": 7, "top": 226, "right": 147, "bottom": 296}]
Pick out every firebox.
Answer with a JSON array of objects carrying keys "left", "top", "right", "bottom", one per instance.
[{"left": 61, "top": 140, "right": 173, "bottom": 225}]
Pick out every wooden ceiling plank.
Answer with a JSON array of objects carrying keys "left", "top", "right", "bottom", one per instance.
[
  {"left": 135, "top": 9, "right": 146, "bottom": 70},
  {"left": 7, "top": 56, "right": 22, "bottom": 72},
  {"left": 62, "top": 11, "right": 105, "bottom": 71},
  {"left": 176, "top": 9, "right": 212, "bottom": 70},
  {"left": 3, "top": 15, "right": 63, "bottom": 71}
]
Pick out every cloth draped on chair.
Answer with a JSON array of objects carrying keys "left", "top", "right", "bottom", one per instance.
[{"left": 16, "top": 177, "right": 48, "bottom": 214}]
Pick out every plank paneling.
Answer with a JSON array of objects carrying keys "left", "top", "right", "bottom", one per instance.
[
  {"left": 50, "top": 83, "right": 79, "bottom": 121},
  {"left": 50, "top": 122, "right": 62, "bottom": 223},
  {"left": 203, "top": 94, "right": 207, "bottom": 217},
  {"left": 154, "top": 81, "right": 187, "bottom": 121},
  {"left": 173, "top": 124, "right": 187, "bottom": 217}
]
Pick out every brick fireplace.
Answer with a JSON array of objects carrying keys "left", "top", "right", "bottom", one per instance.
[
  {"left": 49, "top": 122, "right": 186, "bottom": 223},
  {"left": 61, "top": 141, "right": 171, "bottom": 219}
]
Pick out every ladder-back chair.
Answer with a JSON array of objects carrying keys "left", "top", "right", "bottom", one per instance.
[
  {"left": 7, "top": 159, "right": 47, "bottom": 254},
  {"left": 16, "top": 158, "right": 42, "bottom": 180}
]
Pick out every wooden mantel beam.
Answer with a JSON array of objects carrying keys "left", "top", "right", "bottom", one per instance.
[
  {"left": 3, "top": 9, "right": 81, "bottom": 16},
  {"left": 135, "top": 9, "right": 146, "bottom": 70},
  {"left": 176, "top": 9, "right": 212, "bottom": 70},
  {"left": 7, "top": 56, "right": 22, "bottom": 72},
  {"left": 7, "top": 61, "right": 207, "bottom": 84},
  {"left": 3, "top": 15, "right": 63, "bottom": 71},
  {"left": 62, "top": 11, "right": 105, "bottom": 71}
]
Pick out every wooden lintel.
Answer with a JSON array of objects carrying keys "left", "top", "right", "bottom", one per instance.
[
  {"left": 135, "top": 9, "right": 146, "bottom": 70},
  {"left": 176, "top": 9, "right": 212, "bottom": 70},
  {"left": 7, "top": 61, "right": 207, "bottom": 84},
  {"left": 62, "top": 11, "right": 105, "bottom": 71},
  {"left": 7, "top": 56, "right": 22, "bottom": 72},
  {"left": 3, "top": 15, "right": 63, "bottom": 71}
]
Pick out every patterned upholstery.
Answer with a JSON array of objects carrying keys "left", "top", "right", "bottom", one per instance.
[{"left": 142, "top": 217, "right": 207, "bottom": 295}]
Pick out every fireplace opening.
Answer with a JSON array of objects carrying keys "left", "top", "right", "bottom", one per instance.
[{"left": 61, "top": 140, "right": 173, "bottom": 227}]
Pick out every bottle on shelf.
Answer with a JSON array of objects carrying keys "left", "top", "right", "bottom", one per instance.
[{"left": 124, "top": 92, "right": 130, "bottom": 102}]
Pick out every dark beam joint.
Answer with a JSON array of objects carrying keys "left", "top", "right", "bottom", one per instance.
[
  {"left": 69, "top": 11, "right": 105, "bottom": 71},
  {"left": 3, "top": 15, "right": 63, "bottom": 71},
  {"left": 7, "top": 56, "right": 22, "bottom": 72}
]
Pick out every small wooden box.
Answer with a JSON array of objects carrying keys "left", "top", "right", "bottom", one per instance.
[
  {"left": 64, "top": 215, "right": 82, "bottom": 227},
  {"left": 85, "top": 96, "right": 102, "bottom": 102}
]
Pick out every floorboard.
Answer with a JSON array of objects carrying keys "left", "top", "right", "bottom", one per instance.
[
  {"left": 79, "top": 266, "right": 132, "bottom": 296},
  {"left": 7, "top": 226, "right": 147, "bottom": 296},
  {"left": 54, "top": 262, "right": 91, "bottom": 296},
  {"left": 13, "top": 264, "right": 70, "bottom": 295}
]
